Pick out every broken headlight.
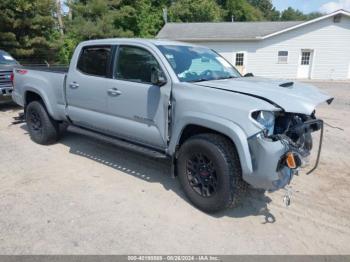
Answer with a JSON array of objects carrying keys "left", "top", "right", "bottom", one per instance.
[{"left": 252, "top": 110, "right": 275, "bottom": 136}]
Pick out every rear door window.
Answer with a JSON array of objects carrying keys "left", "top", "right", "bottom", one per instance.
[{"left": 77, "top": 46, "right": 112, "bottom": 77}]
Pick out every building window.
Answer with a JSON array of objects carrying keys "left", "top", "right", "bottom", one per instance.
[
  {"left": 278, "top": 51, "right": 288, "bottom": 64},
  {"left": 301, "top": 51, "right": 311, "bottom": 65},
  {"left": 235, "top": 53, "right": 244, "bottom": 66}
]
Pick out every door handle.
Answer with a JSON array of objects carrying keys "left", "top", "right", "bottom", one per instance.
[
  {"left": 69, "top": 82, "right": 79, "bottom": 89},
  {"left": 107, "top": 88, "right": 121, "bottom": 96}
]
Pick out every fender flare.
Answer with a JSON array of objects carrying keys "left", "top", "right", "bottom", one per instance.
[
  {"left": 24, "top": 86, "right": 59, "bottom": 120},
  {"left": 169, "top": 112, "right": 253, "bottom": 176}
]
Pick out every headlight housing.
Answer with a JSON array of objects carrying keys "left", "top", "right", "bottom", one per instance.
[{"left": 251, "top": 110, "right": 275, "bottom": 136}]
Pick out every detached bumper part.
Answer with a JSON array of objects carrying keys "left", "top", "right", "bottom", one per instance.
[
  {"left": 245, "top": 119, "right": 324, "bottom": 191},
  {"left": 304, "top": 119, "right": 324, "bottom": 175},
  {"left": 246, "top": 133, "right": 296, "bottom": 191}
]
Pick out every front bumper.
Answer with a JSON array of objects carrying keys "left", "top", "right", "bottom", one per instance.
[
  {"left": 0, "top": 86, "right": 13, "bottom": 102},
  {"left": 11, "top": 89, "right": 24, "bottom": 106},
  {"left": 244, "top": 119, "right": 323, "bottom": 191}
]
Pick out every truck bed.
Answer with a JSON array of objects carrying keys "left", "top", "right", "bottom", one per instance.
[
  {"left": 23, "top": 65, "right": 68, "bottom": 73},
  {"left": 12, "top": 66, "right": 68, "bottom": 121}
]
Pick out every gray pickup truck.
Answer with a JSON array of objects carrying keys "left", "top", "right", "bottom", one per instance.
[{"left": 12, "top": 39, "right": 333, "bottom": 213}]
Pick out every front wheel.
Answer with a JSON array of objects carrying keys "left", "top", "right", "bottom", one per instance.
[
  {"left": 25, "top": 101, "right": 60, "bottom": 145},
  {"left": 177, "top": 134, "right": 247, "bottom": 213}
]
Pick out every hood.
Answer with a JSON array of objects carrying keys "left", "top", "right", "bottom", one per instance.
[
  {"left": 0, "top": 64, "right": 20, "bottom": 71},
  {"left": 194, "top": 77, "right": 333, "bottom": 115}
]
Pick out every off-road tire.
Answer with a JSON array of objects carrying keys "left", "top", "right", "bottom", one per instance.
[
  {"left": 25, "top": 101, "right": 60, "bottom": 145},
  {"left": 177, "top": 133, "right": 247, "bottom": 213}
]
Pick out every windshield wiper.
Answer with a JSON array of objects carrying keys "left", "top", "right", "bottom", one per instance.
[
  {"left": 216, "top": 76, "right": 238, "bottom": 80},
  {"left": 188, "top": 76, "right": 238, "bottom": 83},
  {"left": 188, "top": 78, "right": 210, "bottom": 83}
]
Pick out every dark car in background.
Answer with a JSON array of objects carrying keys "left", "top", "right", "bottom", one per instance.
[{"left": 0, "top": 50, "right": 20, "bottom": 103}]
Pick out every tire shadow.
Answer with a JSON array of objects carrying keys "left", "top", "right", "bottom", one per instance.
[
  {"left": 0, "top": 101, "right": 21, "bottom": 112},
  {"left": 19, "top": 124, "right": 276, "bottom": 221},
  {"left": 213, "top": 189, "right": 276, "bottom": 223}
]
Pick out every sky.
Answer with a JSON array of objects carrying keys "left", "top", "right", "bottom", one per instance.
[{"left": 272, "top": 0, "right": 350, "bottom": 14}]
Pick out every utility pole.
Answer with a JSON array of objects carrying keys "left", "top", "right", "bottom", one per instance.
[
  {"left": 56, "top": 0, "right": 64, "bottom": 36},
  {"left": 163, "top": 8, "right": 168, "bottom": 23},
  {"left": 67, "top": 0, "right": 73, "bottom": 20}
]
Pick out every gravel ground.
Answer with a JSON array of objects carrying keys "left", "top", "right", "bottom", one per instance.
[{"left": 0, "top": 81, "right": 349, "bottom": 254}]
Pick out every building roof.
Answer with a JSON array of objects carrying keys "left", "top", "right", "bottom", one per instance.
[
  {"left": 156, "top": 9, "right": 350, "bottom": 41},
  {"left": 157, "top": 21, "right": 302, "bottom": 41}
]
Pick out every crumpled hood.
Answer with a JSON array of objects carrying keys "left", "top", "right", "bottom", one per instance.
[{"left": 194, "top": 77, "right": 333, "bottom": 115}]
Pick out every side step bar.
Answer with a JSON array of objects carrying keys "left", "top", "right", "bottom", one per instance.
[{"left": 67, "top": 125, "right": 168, "bottom": 159}]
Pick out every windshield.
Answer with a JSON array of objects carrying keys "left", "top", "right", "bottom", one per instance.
[
  {"left": 0, "top": 51, "right": 18, "bottom": 65},
  {"left": 157, "top": 45, "right": 241, "bottom": 82}
]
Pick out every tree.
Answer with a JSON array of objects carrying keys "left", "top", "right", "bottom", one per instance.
[
  {"left": 0, "top": 0, "right": 57, "bottom": 62},
  {"left": 169, "top": 0, "right": 224, "bottom": 22},
  {"left": 224, "top": 0, "right": 264, "bottom": 21},
  {"left": 59, "top": 0, "right": 166, "bottom": 63},
  {"left": 306, "top": 12, "right": 323, "bottom": 20},
  {"left": 248, "top": 0, "right": 280, "bottom": 21},
  {"left": 0, "top": 0, "right": 325, "bottom": 65},
  {"left": 280, "top": 7, "right": 306, "bottom": 21},
  {"left": 67, "top": 0, "right": 135, "bottom": 41},
  {"left": 136, "top": 0, "right": 164, "bottom": 38}
]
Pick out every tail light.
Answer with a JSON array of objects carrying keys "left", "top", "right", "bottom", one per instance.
[
  {"left": 16, "top": 69, "right": 28, "bottom": 75},
  {"left": 10, "top": 71, "right": 14, "bottom": 88},
  {"left": 12, "top": 69, "right": 27, "bottom": 89}
]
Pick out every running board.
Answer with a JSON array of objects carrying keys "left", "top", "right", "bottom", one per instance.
[{"left": 67, "top": 125, "right": 168, "bottom": 159}]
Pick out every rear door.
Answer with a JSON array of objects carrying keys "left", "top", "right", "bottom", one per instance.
[
  {"left": 66, "top": 45, "right": 113, "bottom": 132},
  {"left": 104, "top": 45, "right": 171, "bottom": 149}
]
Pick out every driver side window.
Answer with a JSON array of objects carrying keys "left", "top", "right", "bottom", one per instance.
[{"left": 115, "top": 46, "right": 162, "bottom": 84}]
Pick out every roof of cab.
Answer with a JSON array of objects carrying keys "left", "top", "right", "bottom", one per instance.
[{"left": 79, "top": 38, "right": 200, "bottom": 47}]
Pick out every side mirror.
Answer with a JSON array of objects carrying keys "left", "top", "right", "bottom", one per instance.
[
  {"left": 151, "top": 68, "right": 167, "bottom": 86},
  {"left": 244, "top": 72, "right": 254, "bottom": 77}
]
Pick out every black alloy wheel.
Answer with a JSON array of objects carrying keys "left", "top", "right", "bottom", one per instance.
[{"left": 186, "top": 153, "right": 218, "bottom": 198}]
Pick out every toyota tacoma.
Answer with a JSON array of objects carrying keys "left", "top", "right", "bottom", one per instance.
[{"left": 11, "top": 39, "right": 333, "bottom": 213}]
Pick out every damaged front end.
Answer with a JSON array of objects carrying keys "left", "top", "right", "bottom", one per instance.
[{"left": 246, "top": 110, "right": 324, "bottom": 191}]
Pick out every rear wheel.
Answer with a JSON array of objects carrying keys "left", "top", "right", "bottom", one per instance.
[
  {"left": 177, "top": 133, "right": 247, "bottom": 213},
  {"left": 25, "top": 101, "right": 60, "bottom": 145}
]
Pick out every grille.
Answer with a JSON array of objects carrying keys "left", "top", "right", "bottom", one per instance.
[{"left": 0, "top": 70, "right": 12, "bottom": 89}]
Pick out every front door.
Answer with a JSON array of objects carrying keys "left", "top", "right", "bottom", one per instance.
[
  {"left": 105, "top": 45, "right": 171, "bottom": 149},
  {"left": 66, "top": 45, "right": 113, "bottom": 132},
  {"left": 297, "top": 50, "right": 313, "bottom": 79}
]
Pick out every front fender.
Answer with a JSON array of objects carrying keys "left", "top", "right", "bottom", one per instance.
[{"left": 169, "top": 112, "right": 253, "bottom": 176}]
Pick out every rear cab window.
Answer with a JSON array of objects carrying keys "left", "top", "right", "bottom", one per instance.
[{"left": 77, "top": 45, "right": 112, "bottom": 77}]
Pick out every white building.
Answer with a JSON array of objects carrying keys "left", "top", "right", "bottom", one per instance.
[{"left": 156, "top": 9, "right": 350, "bottom": 80}]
